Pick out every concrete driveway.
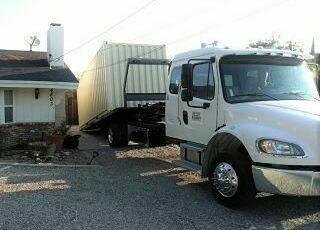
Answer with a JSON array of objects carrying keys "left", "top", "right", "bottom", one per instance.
[{"left": 0, "top": 132, "right": 319, "bottom": 230}]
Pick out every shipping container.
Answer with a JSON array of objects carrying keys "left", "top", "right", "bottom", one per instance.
[{"left": 77, "top": 42, "right": 168, "bottom": 127}]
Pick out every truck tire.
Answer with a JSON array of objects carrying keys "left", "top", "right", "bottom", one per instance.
[
  {"left": 208, "top": 150, "right": 256, "bottom": 207},
  {"left": 120, "top": 123, "right": 128, "bottom": 147},
  {"left": 106, "top": 123, "right": 128, "bottom": 147}
]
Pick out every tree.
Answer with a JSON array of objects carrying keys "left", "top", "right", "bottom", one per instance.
[
  {"left": 276, "top": 41, "right": 303, "bottom": 52},
  {"left": 249, "top": 36, "right": 303, "bottom": 52},
  {"left": 248, "top": 37, "right": 279, "bottom": 49}
]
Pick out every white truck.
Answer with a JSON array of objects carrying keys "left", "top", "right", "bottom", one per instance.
[
  {"left": 167, "top": 47, "right": 320, "bottom": 207},
  {"left": 83, "top": 46, "right": 319, "bottom": 207}
]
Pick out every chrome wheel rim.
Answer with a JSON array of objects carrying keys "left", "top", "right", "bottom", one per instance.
[
  {"left": 213, "top": 162, "right": 238, "bottom": 198},
  {"left": 107, "top": 128, "right": 114, "bottom": 144}
]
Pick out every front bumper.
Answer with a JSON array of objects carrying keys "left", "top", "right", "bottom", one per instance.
[{"left": 252, "top": 165, "right": 320, "bottom": 196}]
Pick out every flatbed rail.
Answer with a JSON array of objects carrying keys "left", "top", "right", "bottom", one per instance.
[{"left": 123, "top": 58, "right": 171, "bottom": 107}]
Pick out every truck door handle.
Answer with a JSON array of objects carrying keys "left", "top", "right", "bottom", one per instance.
[
  {"left": 187, "top": 101, "right": 210, "bottom": 109},
  {"left": 203, "top": 103, "right": 210, "bottom": 109},
  {"left": 183, "top": 111, "right": 188, "bottom": 124}
]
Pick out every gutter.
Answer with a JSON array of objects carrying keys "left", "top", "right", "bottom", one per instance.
[{"left": 0, "top": 80, "right": 78, "bottom": 89}]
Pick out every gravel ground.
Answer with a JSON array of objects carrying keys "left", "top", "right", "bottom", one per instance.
[{"left": 0, "top": 132, "right": 319, "bottom": 230}]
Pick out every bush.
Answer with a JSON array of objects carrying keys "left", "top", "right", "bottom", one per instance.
[{"left": 48, "top": 121, "right": 69, "bottom": 136}]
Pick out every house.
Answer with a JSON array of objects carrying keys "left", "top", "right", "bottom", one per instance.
[{"left": 0, "top": 24, "right": 78, "bottom": 149}]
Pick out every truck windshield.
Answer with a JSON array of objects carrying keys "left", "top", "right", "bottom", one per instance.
[{"left": 219, "top": 55, "right": 320, "bottom": 103}]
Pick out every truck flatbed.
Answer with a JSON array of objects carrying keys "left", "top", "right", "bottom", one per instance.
[{"left": 80, "top": 58, "right": 170, "bottom": 146}]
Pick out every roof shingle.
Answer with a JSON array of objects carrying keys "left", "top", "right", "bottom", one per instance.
[{"left": 0, "top": 49, "right": 78, "bottom": 83}]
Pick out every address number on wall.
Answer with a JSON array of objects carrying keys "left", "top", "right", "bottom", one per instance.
[{"left": 49, "top": 89, "right": 54, "bottom": 106}]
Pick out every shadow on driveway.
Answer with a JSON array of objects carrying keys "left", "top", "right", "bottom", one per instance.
[{"left": 0, "top": 132, "right": 319, "bottom": 229}]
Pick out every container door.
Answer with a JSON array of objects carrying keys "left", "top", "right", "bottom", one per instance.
[{"left": 178, "top": 62, "right": 217, "bottom": 145}]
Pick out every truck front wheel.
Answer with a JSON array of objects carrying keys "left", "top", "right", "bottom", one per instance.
[{"left": 209, "top": 151, "right": 256, "bottom": 207}]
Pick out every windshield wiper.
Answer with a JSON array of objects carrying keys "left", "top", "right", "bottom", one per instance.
[
  {"left": 233, "top": 92, "right": 279, "bottom": 100},
  {"left": 282, "top": 92, "right": 320, "bottom": 101}
]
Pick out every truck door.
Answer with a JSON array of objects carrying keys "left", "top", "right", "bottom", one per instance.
[
  {"left": 166, "top": 66, "right": 182, "bottom": 138},
  {"left": 178, "top": 61, "right": 218, "bottom": 145}
]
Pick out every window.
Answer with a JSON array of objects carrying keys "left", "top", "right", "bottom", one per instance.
[
  {"left": 4, "top": 90, "right": 14, "bottom": 123},
  {"left": 192, "top": 62, "right": 215, "bottom": 100},
  {"left": 219, "top": 55, "right": 319, "bottom": 103},
  {"left": 169, "top": 67, "right": 181, "bottom": 94}
]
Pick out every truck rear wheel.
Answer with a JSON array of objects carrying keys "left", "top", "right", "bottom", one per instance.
[
  {"left": 106, "top": 123, "right": 128, "bottom": 147},
  {"left": 209, "top": 150, "right": 256, "bottom": 207}
]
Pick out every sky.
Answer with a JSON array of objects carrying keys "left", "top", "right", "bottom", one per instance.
[{"left": 0, "top": 0, "right": 319, "bottom": 76}]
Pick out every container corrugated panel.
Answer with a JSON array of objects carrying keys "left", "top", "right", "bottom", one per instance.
[{"left": 78, "top": 42, "right": 167, "bottom": 127}]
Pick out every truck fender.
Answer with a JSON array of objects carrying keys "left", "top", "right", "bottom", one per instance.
[{"left": 201, "top": 132, "right": 250, "bottom": 178}]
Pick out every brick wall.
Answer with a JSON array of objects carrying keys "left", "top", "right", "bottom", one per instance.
[{"left": 0, "top": 122, "right": 54, "bottom": 150}]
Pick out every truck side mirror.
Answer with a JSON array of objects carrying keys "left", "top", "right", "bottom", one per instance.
[
  {"left": 316, "top": 65, "right": 319, "bottom": 91},
  {"left": 308, "top": 63, "right": 319, "bottom": 93},
  {"left": 181, "top": 64, "right": 193, "bottom": 102}
]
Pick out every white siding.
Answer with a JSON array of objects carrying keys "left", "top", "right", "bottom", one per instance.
[
  {"left": 78, "top": 42, "right": 167, "bottom": 127},
  {"left": 0, "top": 88, "right": 66, "bottom": 124},
  {"left": 15, "top": 88, "right": 55, "bottom": 123}
]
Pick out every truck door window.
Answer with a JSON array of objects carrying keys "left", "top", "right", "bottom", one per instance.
[
  {"left": 169, "top": 67, "right": 181, "bottom": 94},
  {"left": 192, "top": 62, "right": 215, "bottom": 100}
]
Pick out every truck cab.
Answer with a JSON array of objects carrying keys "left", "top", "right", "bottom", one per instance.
[{"left": 166, "top": 47, "right": 320, "bottom": 207}]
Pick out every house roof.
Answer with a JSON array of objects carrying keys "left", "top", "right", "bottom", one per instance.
[{"left": 0, "top": 49, "right": 78, "bottom": 84}]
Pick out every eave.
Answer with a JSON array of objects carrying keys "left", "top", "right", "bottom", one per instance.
[{"left": 0, "top": 80, "right": 78, "bottom": 89}]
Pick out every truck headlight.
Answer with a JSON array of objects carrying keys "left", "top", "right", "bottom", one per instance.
[{"left": 257, "top": 139, "right": 305, "bottom": 157}]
